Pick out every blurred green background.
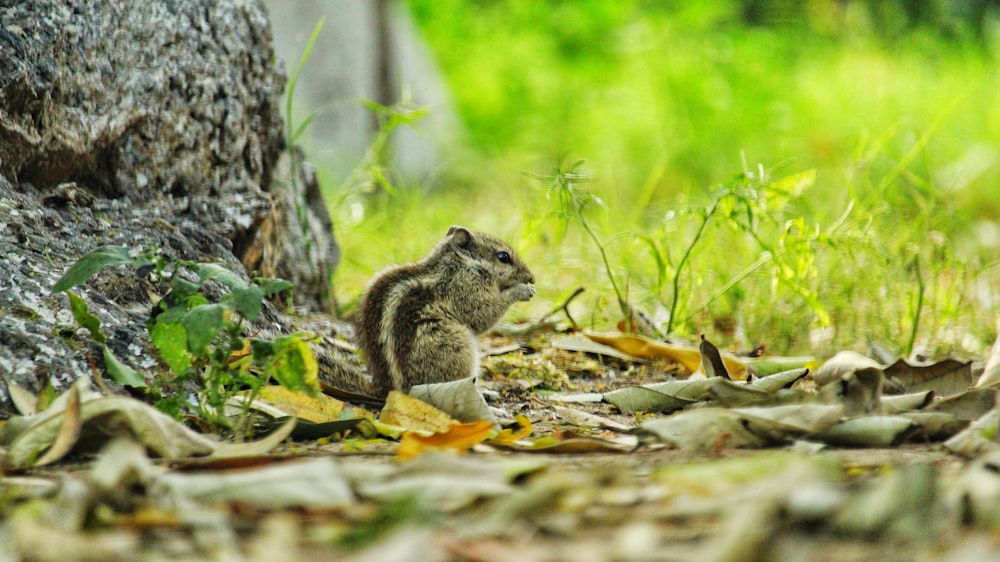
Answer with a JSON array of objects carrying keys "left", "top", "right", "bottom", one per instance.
[{"left": 328, "top": 0, "right": 1000, "bottom": 358}]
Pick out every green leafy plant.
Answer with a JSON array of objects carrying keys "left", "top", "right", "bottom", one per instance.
[
  {"left": 56, "top": 246, "right": 149, "bottom": 389},
  {"left": 54, "top": 246, "right": 316, "bottom": 437},
  {"left": 534, "top": 156, "right": 874, "bottom": 343},
  {"left": 534, "top": 159, "right": 637, "bottom": 330},
  {"left": 660, "top": 165, "right": 833, "bottom": 335}
]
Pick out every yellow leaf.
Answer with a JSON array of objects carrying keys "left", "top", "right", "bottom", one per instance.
[
  {"left": 379, "top": 391, "right": 454, "bottom": 433},
  {"left": 584, "top": 330, "right": 748, "bottom": 380},
  {"left": 397, "top": 420, "right": 495, "bottom": 460},
  {"left": 252, "top": 385, "right": 344, "bottom": 423},
  {"left": 490, "top": 414, "right": 533, "bottom": 446}
]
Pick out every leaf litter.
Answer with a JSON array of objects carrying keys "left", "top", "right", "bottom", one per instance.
[{"left": 4, "top": 329, "right": 1000, "bottom": 560}]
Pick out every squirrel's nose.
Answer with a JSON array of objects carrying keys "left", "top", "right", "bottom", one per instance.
[{"left": 528, "top": 274, "right": 536, "bottom": 285}]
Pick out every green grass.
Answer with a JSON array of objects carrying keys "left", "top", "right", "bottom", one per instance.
[{"left": 323, "top": 2, "right": 1000, "bottom": 359}]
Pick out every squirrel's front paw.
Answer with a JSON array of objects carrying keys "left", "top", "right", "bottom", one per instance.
[{"left": 507, "top": 283, "right": 536, "bottom": 302}]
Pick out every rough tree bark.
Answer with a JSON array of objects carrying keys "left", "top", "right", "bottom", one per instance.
[{"left": 0, "top": 0, "right": 340, "bottom": 416}]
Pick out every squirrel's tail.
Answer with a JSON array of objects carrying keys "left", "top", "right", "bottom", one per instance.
[{"left": 313, "top": 337, "right": 381, "bottom": 400}]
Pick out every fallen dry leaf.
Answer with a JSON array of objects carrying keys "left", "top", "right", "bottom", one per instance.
[
  {"left": 749, "top": 368, "right": 810, "bottom": 392},
  {"left": 640, "top": 408, "right": 772, "bottom": 450},
  {"left": 154, "top": 456, "right": 354, "bottom": 509},
  {"left": 883, "top": 358, "right": 973, "bottom": 397},
  {"left": 700, "top": 334, "right": 730, "bottom": 379},
  {"left": 813, "top": 350, "right": 881, "bottom": 387},
  {"left": 926, "top": 387, "right": 997, "bottom": 420},
  {"left": 2, "top": 381, "right": 300, "bottom": 468},
  {"left": 583, "top": 330, "right": 749, "bottom": 379},
  {"left": 498, "top": 436, "right": 635, "bottom": 454},
  {"left": 816, "top": 416, "right": 918, "bottom": 447},
  {"left": 551, "top": 405, "right": 631, "bottom": 431},
  {"left": 490, "top": 414, "right": 533, "bottom": 446},
  {"left": 235, "top": 384, "right": 345, "bottom": 423},
  {"left": 604, "top": 385, "right": 697, "bottom": 414},
  {"left": 34, "top": 382, "right": 83, "bottom": 467},
  {"left": 355, "top": 451, "right": 533, "bottom": 512},
  {"left": 379, "top": 391, "right": 455, "bottom": 433},
  {"left": 708, "top": 378, "right": 776, "bottom": 407},
  {"left": 6, "top": 394, "right": 216, "bottom": 468},
  {"left": 408, "top": 376, "right": 496, "bottom": 423},
  {"left": 901, "top": 412, "right": 967, "bottom": 441},
  {"left": 881, "top": 391, "right": 935, "bottom": 413},
  {"left": 551, "top": 333, "right": 640, "bottom": 363},
  {"left": 3, "top": 377, "right": 40, "bottom": 416},
  {"left": 398, "top": 420, "right": 496, "bottom": 460},
  {"left": 944, "top": 406, "right": 1000, "bottom": 458}
]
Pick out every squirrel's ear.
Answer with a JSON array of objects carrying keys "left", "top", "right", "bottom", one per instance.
[{"left": 448, "top": 226, "right": 472, "bottom": 248}]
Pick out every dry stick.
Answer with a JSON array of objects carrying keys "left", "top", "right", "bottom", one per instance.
[
  {"left": 522, "top": 284, "right": 653, "bottom": 336},
  {"left": 542, "top": 287, "right": 586, "bottom": 328},
  {"left": 494, "top": 287, "right": 586, "bottom": 337}
]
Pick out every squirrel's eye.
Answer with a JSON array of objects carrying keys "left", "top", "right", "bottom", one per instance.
[{"left": 496, "top": 251, "right": 512, "bottom": 264}]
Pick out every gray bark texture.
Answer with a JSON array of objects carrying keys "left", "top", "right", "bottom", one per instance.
[{"left": 0, "top": 0, "right": 341, "bottom": 415}]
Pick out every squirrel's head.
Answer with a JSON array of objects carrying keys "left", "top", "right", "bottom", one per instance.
[{"left": 444, "top": 225, "right": 535, "bottom": 287}]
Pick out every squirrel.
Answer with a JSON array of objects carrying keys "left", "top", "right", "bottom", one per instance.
[{"left": 356, "top": 225, "right": 536, "bottom": 396}]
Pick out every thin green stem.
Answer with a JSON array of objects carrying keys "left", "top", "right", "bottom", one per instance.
[
  {"left": 906, "top": 254, "right": 924, "bottom": 357},
  {"left": 666, "top": 199, "right": 720, "bottom": 334},
  {"left": 577, "top": 216, "right": 628, "bottom": 328}
]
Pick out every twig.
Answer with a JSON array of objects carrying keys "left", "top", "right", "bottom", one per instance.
[{"left": 542, "top": 287, "right": 586, "bottom": 327}]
